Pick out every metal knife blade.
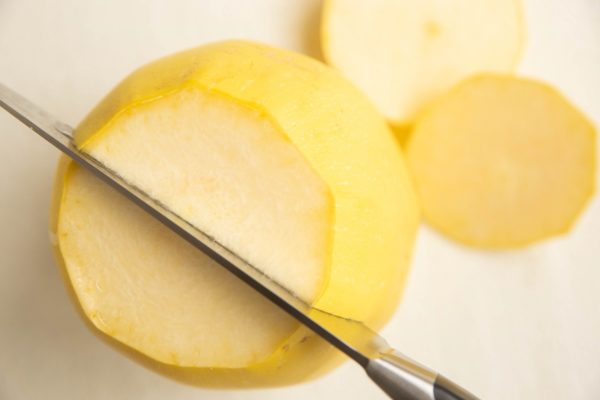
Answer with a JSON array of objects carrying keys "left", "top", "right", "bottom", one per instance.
[{"left": 0, "top": 82, "right": 478, "bottom": 400}]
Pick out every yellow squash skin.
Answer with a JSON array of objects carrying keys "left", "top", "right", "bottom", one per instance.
[{"left": 52, "top": 41, "right": 419, "bottom": 387}]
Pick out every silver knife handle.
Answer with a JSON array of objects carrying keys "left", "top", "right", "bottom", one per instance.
[{"left": 366, "top": 350, "right": 479, "bottom": 400}]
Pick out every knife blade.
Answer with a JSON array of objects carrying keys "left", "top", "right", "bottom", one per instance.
[{"left": 0, "top": 82, "right": 478, "bottom": 400}]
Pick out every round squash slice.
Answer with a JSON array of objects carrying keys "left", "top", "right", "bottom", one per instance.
[
  {"left": 406, "top": 74, "right": 595, "bottom": 248},
  {"left": 322, "top": 0, "right": 525, "bottom": 125}
]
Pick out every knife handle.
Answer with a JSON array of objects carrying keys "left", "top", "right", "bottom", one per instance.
[{"left": 365, "top": 350, "right": 479, "bottom": 400}]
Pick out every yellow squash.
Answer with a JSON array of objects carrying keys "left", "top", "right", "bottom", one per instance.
[{"left": 51, "top": 41, "right": 420, "bottom": 387}]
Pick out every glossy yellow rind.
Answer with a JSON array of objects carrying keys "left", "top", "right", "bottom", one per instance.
[{"left": 54, "top": 41, "right": 420, "bottom": 386}]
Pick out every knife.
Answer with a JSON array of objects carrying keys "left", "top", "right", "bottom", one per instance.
[{"left": 0, "top": 82, "right": 478, "bottom": 400}]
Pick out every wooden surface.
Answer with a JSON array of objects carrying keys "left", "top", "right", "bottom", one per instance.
[{"left": 0, "top": 1, "right": 598, "bottom": 399}]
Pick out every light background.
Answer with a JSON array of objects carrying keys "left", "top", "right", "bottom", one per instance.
[{"left": 0, "top": 1, "right": 598, "bottom": 399}]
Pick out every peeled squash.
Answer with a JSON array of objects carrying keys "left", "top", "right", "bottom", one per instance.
[
  {"left": 406, "top": 74, "right": 595, "bottom": 248},
  {"left": 51, "top": 41, "right": 420, "bottom": 387}
]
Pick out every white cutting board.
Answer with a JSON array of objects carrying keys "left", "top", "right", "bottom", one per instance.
[{"left": 0, "top": 1, "right": 598, "bottom": 399}]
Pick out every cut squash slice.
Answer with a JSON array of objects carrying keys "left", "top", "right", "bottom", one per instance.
[
  {"left": 322, "top": 0, "right": 525, "bottom": 125},
  {"left": 406, "top": 75, "right": 595, "bottom": 248}
]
